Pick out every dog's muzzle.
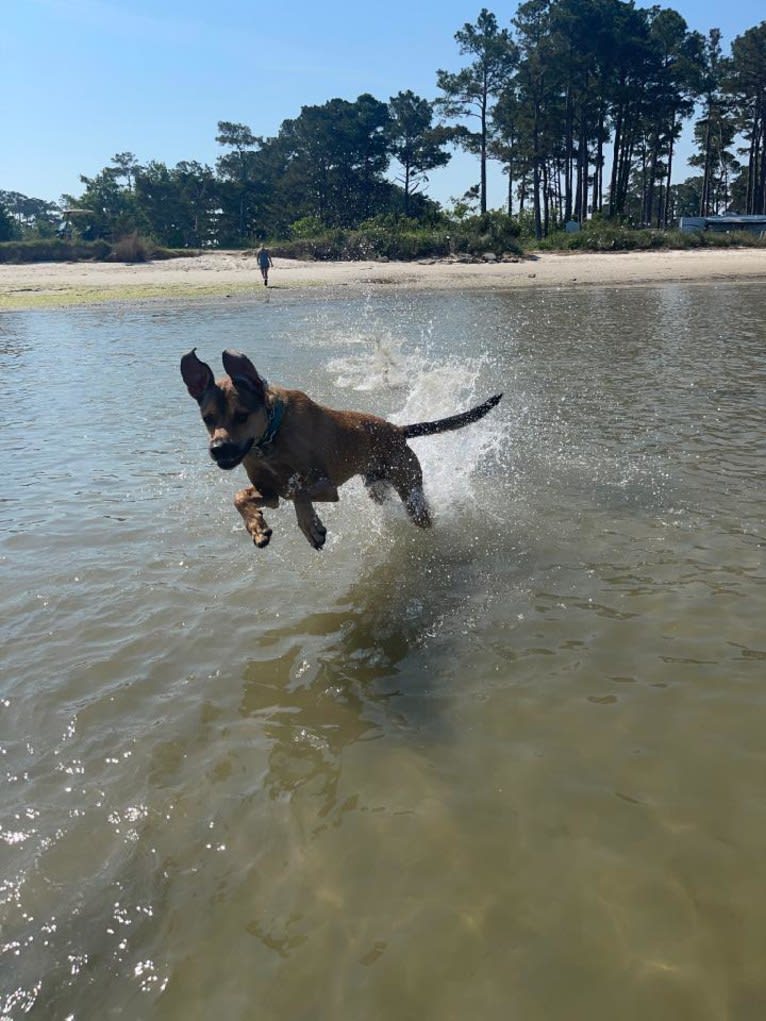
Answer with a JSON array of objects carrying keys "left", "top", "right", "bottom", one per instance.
[{"left": 209, "top": 437, "right": 254, "bottom": 470}]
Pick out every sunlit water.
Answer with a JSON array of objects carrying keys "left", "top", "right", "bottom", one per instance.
[{"left": 1, "top": 284, "right": 764, "bottom": 1020}]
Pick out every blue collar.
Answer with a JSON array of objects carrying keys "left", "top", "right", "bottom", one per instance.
[{"left": 254, "top": 396, "right": 285, "bottom": 451}]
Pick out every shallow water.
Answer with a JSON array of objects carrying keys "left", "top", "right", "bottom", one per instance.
[{"left": 1, "top": 284, "right": 765, "bottom": 1020}]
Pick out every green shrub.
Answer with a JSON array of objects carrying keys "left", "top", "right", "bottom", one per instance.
[
  {"left": 535, "top": 220, "right": 766, "bottom": 252},
  {"left": 450, "top": 211, "right": 522, "bottom": 257},
  {"left": 0, "top": 235, "right": 191, "bottom": 264},
  {"left": 513, "top": 210, "right": 540, "bottom": 242},
  {"left": 271, "top": 211, "right": 522, "bottom": 262},
  {"left": 289, "top": 216, "right": 325, "bottom": 240},
  {"left": 0, "top": 238, "right": 112, "bottom": 263},
  {"left": 109, "top": 232, "right": 150, "bottom": 263},
  {"left": 695, "top": 229, "right": 766, "bottom": 248}
]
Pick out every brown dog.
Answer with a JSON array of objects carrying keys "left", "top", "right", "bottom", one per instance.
[{"left": 181, "top": 348, "right": 502, "bottom": 550}]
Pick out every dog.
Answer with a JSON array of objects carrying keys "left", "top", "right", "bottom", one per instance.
[{"left": 181, "top": 348, "right": 502, "bottom": 550}]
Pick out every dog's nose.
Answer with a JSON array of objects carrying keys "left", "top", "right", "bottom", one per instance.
[
  {"left": 209, "top": 439, "right": 238, "bottom": 463},
  {"left": 208, "top": 435, "right": 253, "bottom": 470}
]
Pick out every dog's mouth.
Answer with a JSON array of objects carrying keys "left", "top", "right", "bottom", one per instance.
[{"left": 209, "top": 437, "right": 254, "bottom": 470}]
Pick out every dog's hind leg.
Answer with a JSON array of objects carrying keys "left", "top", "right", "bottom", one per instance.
[
  {"left": 234, "top": 486, "right": 277, "bottom": 548},
  {"left": 386, "top": 448, "right": 432, "bottom": 528},
  {"left": 363, "top": 471, "right": 392, "bottom": 505},
  {"left": 292, "top": 493, "right": 327, "bottom": 550}
]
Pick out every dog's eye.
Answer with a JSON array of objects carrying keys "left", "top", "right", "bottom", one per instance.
[{"left": 232, "top": 411, "right": 249, "bottom": 426}]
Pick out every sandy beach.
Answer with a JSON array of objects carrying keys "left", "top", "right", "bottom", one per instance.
[{"left": 1, "top": 247, "right": 764, "bottom": 310}]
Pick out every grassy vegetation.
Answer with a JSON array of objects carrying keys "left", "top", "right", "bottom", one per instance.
[
  {"left": 0, "top": 234, "right": 195, "bottom": 264},
  {"left": 534, "top": 220, "right": 766, "bottom": 252},
  {"left": 2, "top": 219, "right": 764, "bottom": 266},
  {"left": 272, "top": 214, "right": 766, "bottom": 259},
  {"left": 0, "top": 283, "right": 261, "bottom": 312},
  {"left": 272, "top": 212, "right": 524, "bottom": 261},
  {"left": 2, "top": 216, "right": 525, "bottom": 266}
]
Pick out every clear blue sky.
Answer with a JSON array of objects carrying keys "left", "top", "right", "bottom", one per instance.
[{"left": 2, "top": 0, "right": 763, "bottom": 210}]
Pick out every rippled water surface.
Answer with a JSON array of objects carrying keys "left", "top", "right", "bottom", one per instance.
[{"left": 1, "top": 284, "right": 765, "bottom": 1019}]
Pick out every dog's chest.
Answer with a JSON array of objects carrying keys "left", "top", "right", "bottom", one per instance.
[{"left": 244, "top": 448, "right": 322, "bottom": 498}]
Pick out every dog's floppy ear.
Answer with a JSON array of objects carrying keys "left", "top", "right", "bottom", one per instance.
[
  {"left": 222, "top": 349, "right": 266, "bottom": 402},
  {"left": 181, "top": 348, "right": 215, "bottom": 402}
]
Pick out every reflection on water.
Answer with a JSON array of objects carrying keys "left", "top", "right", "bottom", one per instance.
[{"left": 1, "top": 284, "right": 765, "bottom": 1019}]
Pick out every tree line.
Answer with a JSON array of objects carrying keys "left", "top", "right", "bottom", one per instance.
[{"left": 2, "top": 3, "right": 765, "bottom": 249}]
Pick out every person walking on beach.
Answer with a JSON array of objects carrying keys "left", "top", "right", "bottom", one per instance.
[{"left": 257, "top": 246, "right": 273, "bottom": 286}]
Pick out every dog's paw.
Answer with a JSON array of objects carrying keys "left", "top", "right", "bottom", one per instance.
[
  {"left": 252, "top": 527, "right": 272, "bottom": 548},
  {"left": 294, "top": 502, "right": 327, "bottom": 550},
  {"left": 405, "top": 487, "right": 432, "bottom": 528},
  {"left": 308, "top": 516, "right": 327, "bottom": 550},
  {"left": 301, "top": 513, "right": 326, "bottom": 550}
]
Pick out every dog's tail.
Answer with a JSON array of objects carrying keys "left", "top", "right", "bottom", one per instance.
[{"left": 401, "top": 393, "right": 503, "bottom": 439}]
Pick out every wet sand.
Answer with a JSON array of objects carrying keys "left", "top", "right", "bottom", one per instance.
[{"left": 1, "top": 248, "right": 764, "bottom": 310}]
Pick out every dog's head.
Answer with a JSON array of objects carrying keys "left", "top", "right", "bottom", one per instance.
[{"left": 180, "top": 349, "right": 269, "bottom": 470}]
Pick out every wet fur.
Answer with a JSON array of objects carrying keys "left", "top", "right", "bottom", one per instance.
[{"left": 181, "top": 348, "right": 502, "bottom": 550}]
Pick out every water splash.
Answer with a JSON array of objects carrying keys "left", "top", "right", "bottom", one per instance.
[
  {"left": 327, "top": 333, "right": 422, "bottom": 393},
  {"left": 325, "top": 332, "right": 510, "bottom": 529}
]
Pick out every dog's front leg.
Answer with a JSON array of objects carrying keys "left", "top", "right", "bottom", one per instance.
[
  {"left": 234, "top": 486, "right": 278, "bottom": 548},
  {"left": 292, "top": 492, "right": 327, "bottom": 550}
]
